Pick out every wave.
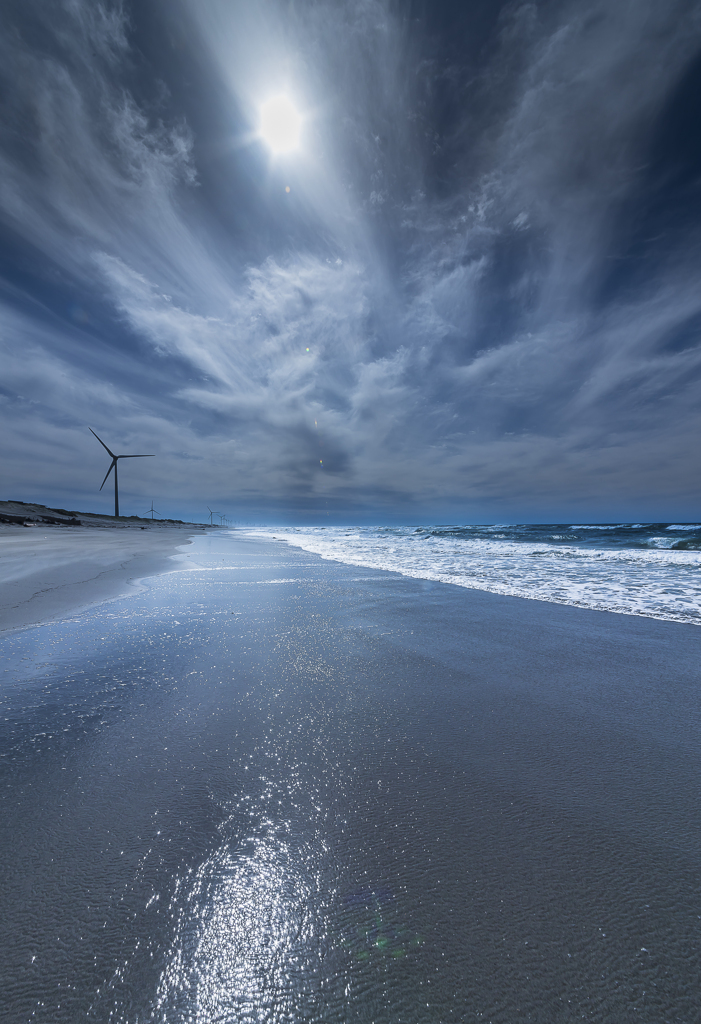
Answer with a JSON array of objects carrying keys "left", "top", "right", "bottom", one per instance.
[
  {"left": 569, "top": 524, "right": 633, "bottom": 530},
  {"left": 244, "top": 525, "right": 701, "bottom": 626}
]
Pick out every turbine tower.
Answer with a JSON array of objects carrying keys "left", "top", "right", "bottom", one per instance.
[{"left": 90, "top": 428, "right": 154, "bottom": 517}]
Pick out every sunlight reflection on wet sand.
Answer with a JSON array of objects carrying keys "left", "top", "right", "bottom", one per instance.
[{"left": 2, "top": 534, "right": 701, "bottom": 1024}]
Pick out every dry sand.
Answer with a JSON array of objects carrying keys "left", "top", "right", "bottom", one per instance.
[{"left": 0, "top": 501, "right": 213, "bottom": 632}]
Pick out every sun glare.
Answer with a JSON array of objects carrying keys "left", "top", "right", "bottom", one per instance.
[{"left": 259, "top": 95, "right": 302, "bottom": 154}]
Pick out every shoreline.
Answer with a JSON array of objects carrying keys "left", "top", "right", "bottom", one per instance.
[{"left": 5, "top": 519, "right": 701, "bottom": 635}]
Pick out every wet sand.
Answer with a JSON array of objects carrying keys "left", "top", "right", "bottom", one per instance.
[{"left": 1, "top": 532, "right": 700, "bottom": 1023}]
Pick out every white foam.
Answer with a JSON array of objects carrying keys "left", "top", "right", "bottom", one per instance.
[
  {"left": 244, "top": 527, "right": 701, "bottom": 625},
  {"left": 569, "top": 524, "right": 630, "bottom": 530}
]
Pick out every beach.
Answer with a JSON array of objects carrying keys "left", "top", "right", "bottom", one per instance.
[
  {"left": 0, "top": 516, "right": 208, "bottom": 633},
  {"left": 1, "top": 530, "right": 700, "bottom": 1023}
]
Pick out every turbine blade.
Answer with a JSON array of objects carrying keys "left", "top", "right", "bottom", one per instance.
[
  {"left": 99, "top": 460, "right": 116, "bottom": 491},
  {"left": 117, "top": 454, "right": 155, "bottom": 459},
  {"left": 90, "top": 428, "right": 115, "bottom": 459}
]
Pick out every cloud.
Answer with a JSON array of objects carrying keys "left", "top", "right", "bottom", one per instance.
[{"left": 0, "top": 11, "right": 187, "bottom": 251}]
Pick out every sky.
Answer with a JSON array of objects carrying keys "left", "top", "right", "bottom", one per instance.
[{"left": 1, "top": 0, "right": 701, "bottom": 524}]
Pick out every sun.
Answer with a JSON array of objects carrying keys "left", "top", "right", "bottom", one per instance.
[{"left": 259, "top": 95, "right": 302, "bottom": 154}]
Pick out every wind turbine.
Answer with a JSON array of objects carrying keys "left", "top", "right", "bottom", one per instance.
[
  {"left": 144, "top": 501, "right": 159, "bottom": 520},
  {"left": 90, "top": 428, "right": 154, "bottom": 517},
  {"left": 207, "top": 507, "right": 221, "bottom": 526}
]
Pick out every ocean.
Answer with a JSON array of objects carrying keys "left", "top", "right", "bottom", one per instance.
[{"left": 244, "top": 523, "right": 701, "bottom": 625}]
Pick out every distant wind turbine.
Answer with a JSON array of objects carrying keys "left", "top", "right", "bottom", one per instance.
[
  {"left": 144, "top": 501, "right": 159, "bottom": 520},
  {"left": 207, "top": 507, "right": 221, "bottom": 526},
  {"left": 90, "top": 428, "right": 154, "bottom": 517}
]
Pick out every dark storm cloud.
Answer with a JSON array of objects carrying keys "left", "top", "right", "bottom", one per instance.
[{"left": 1, "top": 0, "right": 700, "bottom": 520}]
